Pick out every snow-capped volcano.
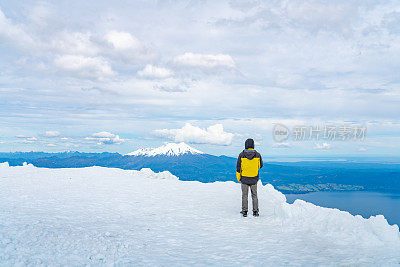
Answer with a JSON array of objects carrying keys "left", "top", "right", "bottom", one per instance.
[{"left": 126, "top": 142, "right": 204, "bottom": 157}]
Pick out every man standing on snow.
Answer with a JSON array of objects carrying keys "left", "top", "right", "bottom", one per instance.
[{"left": 236, "top": 138, "right": 263, "bottom": 217}]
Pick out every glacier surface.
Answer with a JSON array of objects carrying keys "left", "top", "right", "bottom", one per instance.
[{"left": 0, "top": 162, "right": 399, "bottom": 265}]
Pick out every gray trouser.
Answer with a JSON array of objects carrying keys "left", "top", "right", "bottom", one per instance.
[{"left": 241, "top": 183, "right": 258, "bottom": 212}]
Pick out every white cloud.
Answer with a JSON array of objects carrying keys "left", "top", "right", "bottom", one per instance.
[
  {"left": 47, "top": 143, "right": 56, "bottom": 147},
  {"left": 86, "top": 131, "right": 124, "bottom": 145},
  {"left": 92, "top": 132, "right": 116, "bottom": 138},
  {"left": 358, "top": 147, "right": 367, "bottom": 152},
  {"left": 19, "top": 136, "right": 38, "bottom": 143},
  {"left": 0, "top": 9, "right": 34, "bottom": 49},
  {"left": 0, "top": 9, "right": 148, "bottom": 79},
  {"left": 273, "top": 142, "right": 292, "bottom": 148},
  {"left": 15, "top": 134, "right": 38, "bottom": 143},
  {"left": 45, "top": 131, "right": 60, "bottom": 137},
  {"left": 54, "top": 55, "right": 114, "bottom": 79},
  {"left": 105, "top": 31, "right": 142, "bottom": 51},
  {"left": 65, "top": 143, "right": 79, "bottom": 148},
  {"left": 173, "top": 53, "right": 235, "bottom": 68},
  {"left": 102, "top": 30, "right": 154, "bottom": 62},
  {"left": 51, "top": 32, "right": 100, "bottom": 57},
  {"left": 138, "top": 64, "right": 173, "bottom": 79},
  {"left": 154, "top": 123, "right": 234, "bottom": 145},
  {"left": 313, "top": 143, "right": 331, "bottom": 150}
]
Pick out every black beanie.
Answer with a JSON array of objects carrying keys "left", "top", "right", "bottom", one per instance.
[{"left": 245, "top": 138, "right": 254, "bottom": 149}]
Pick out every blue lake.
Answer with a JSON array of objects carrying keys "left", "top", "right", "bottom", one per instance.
[{"left": 285, "top": 191, "right": 400, "bottom": 226}]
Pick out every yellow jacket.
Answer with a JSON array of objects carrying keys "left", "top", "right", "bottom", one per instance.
[{"left": 236, "top": 148, "right": 263, "bottom": 185}]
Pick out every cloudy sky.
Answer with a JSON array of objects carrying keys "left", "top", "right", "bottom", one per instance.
[{"left": 0, "top": 0, "right": 399, "bottom": 157}]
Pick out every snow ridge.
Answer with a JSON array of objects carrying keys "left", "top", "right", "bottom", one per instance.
[{"left": 126, "top": 142, "right": 204, "bottom": 157}]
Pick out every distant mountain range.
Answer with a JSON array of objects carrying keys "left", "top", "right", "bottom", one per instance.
[
  {"left": 0, "top": 143, "right": 236, "bottom": 183},
  {"left": 1, "top": 142, "right": 399, "bottom": 194}
]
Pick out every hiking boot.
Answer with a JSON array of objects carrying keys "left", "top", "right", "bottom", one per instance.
[
  {"left": 240, "top": 211, "right": 248, "bottom": 217},
  {"left": 253, "top": 211, "right": 259, "bottom": 217}
]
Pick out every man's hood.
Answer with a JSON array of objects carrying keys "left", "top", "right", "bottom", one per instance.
[{"left": 245, "top": 139, "right": 254, "bottom": 149}]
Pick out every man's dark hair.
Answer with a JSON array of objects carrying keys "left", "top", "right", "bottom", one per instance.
[{"left": 245, "top": 138, "right": 254, "bottom": 149}]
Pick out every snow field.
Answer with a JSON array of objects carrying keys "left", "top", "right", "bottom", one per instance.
[{"left": 0, "top": 162, "right": 399, "bottom": 265}]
